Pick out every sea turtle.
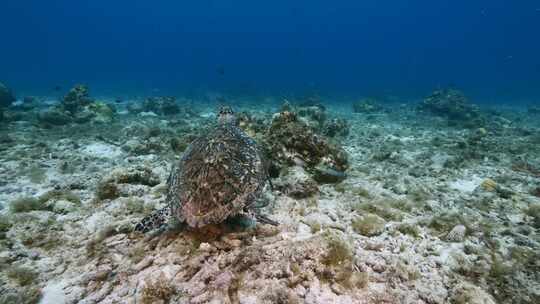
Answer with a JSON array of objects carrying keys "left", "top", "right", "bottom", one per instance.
[{"left": 135, "top": 106, "right": 277, "bottom": 232}]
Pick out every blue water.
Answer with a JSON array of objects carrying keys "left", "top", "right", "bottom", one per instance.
[{"left": 1, "top": 1, "right": 539, "bottom": 103}]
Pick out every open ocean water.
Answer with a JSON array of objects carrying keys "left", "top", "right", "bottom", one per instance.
[{"left": 0, "top": 1, "right": 539, "bottom": 303}]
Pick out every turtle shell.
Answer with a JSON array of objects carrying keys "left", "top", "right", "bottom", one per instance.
[{"left": 166, "top": 123, "right": 266, "bottom": 228}]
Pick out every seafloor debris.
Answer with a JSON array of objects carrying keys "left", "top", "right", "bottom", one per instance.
[
  {"left": 352, "top": 98, "right": 384, "bottom": 113},
  {"left": 323, "top": 117, "right": 350, "bottom": 138},
  {"left": 263, "top": 110, "right": 348, "bottom": 183},
  {"left": 0, "top": 98, "right": 539, "bottom": 303},
  {"left": 0, "top": 81, "right": 16, "bottom": 122},
  {"left": 0, "top": 81, "right": 16, "bottom": 108},
  {"left": 62, "top": 84, "right": 93, "bottom": 114},
  {"left": 512, "top": 160, "right": 540, "bottom": 177},
  {"left": 37, "top": 84, "right": 116, "bottom": 126},
  {"left": 418, "top": 88, "right": 484, "bottom": 127}
]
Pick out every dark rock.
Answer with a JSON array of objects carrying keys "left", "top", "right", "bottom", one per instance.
[
  {"left": 62, "top": 84, "right": 93, "bottom": 114},
  {"left": 0, "top": 82, "right": 15, "bottom": 108},
  {"left": 528, "top": 106, "right": 540, "bottom": 115},
  {"left": 37, "top": 108, "right": 72, "bottom": 125},
  {"left": 532, "top": 187, "right": 540, "bottom": 198},
  {"left": 0, "top": 134, "right": 14, "bottom": 144},
  {"left": 263, "top": 111, "right": 348, "bottom": 180},
  {"left": 418, "top": 89, "right": 484, "bottom": 127}
]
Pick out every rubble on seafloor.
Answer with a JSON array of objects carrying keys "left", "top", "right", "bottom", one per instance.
[{"left": 0, "top": 92, "right": 539, "bottom": 304}]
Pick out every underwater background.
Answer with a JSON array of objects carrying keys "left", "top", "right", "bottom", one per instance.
[
  {"left": 1, "top": 1, "right": 540, "bottom": 304},
  {"left": 2, "top": 0, "right": 540, "bottom": 103}
]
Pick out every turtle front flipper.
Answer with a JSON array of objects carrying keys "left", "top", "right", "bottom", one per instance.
[{"left": 134, "top": 207, "right": 171, "bottom": 233}]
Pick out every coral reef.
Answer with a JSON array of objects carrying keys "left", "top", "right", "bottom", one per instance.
[
  {"left": 87, "top": 101, "right": 115, "bottom": 123},
  {"left": 237, "top": 110, "right": 269, "bottom": 137},
  {"left": 263, "top": 110, "right": 348, "bottom": 183},
  {"left": 37, "top": 85, "right": 115, "bottom": 126},
  {"left": 62, "top": 84, "right": 93, "bottom": 114},
  {"left": 297, "top": 104, "right": 327, "bottom": 129},
  {"left": 418, "top": 89, "right": 484, "bottom": 127},
  {"left": 0, "top": 99, "right": 539, "bottom": 303},
  {"left": 36, "top": 107, "right": 73, "bottom": 126},
  {"left": 273, "top": 166, "right": 319, "bottom": 198}
]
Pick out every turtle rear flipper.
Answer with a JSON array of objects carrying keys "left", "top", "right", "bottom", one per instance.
[
  {"left": 255, "top": 213, "right": 279, "bottom": 226},
  {"left": 134, "top": 207, "right": 171, "bottom": 233}
]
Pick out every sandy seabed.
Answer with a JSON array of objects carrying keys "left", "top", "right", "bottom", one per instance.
[{"left": 0, "top": 99, "right": 539, "bottom": 304}]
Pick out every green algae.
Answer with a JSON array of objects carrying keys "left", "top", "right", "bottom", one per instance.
[
  {"left": 322, "top": 232, "right": 353, "bottom": 267},
  {"left": 396, "top": 223, "right": 421, "bottom": 238},
  {"left": 9, "top": 190, "right": 81, "bottom": 213},
  {"left": 27, "top": 166, "right": 47, "bottom": 184},
  {"left": 0, "top": 286, "right": 41, "bottom": 304},
  {"left": 9, "top": 197, "right": 50, "bottom": 213},
  {"left": 351, "top": 214, "right": 386, "bottom": 236},
  {"left": 351, "top": 199, "right": 405, "bottom": 221},
  {"left": 6, "top": 266, "right": 38, "bottom": 286}
]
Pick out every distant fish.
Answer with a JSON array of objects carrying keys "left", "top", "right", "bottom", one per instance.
[
  {"left": 115, "top": 97, "right": 123, "bottom": 103},
  {"left": 53, "top": 85, "right": 62, "bottom": 92},
  {"left": 216, "top": 66, "right": 225, "bottom": 76}
]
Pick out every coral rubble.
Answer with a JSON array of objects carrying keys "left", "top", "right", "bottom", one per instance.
[
  {"left": 418, "top": 89, "right": 484, "bottom": 127},
  {"left": 352, "top": 98, "right": 384, "bottom": 113},
  {"left": 0, "top": 96, "right": 538, "bottom": 304}
]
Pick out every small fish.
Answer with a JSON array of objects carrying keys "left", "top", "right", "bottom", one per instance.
[
  {"left": 53, "top": 85, "right": 62, "bottom": 92},
  {"left": 115, "top": 97, "right": 123, "bottom": 103}
]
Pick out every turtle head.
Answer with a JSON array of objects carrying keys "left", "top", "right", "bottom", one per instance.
[{"left": 217, "top": 106, "right": 237, "bottom": 125}]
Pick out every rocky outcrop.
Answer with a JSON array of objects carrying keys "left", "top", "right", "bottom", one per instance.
[
  {"left": 0, "top": 82, "right": 15, "bottom": 121},
  {"left": 62, "top": 84, "right": 93, "bottom": 114},
  {"left": 263, "top": 111, "right": 348, "bottom": 183},
  {"left": 418, "top": 89, "right": 484, "bottom": 127},
  {"left": 37, "top": 85, "right": 115, "bottom": 126}
]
